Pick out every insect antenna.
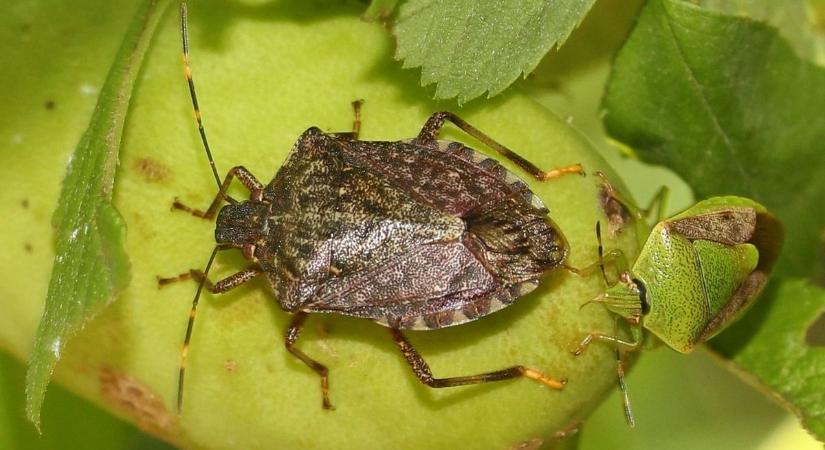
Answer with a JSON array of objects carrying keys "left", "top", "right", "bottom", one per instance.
[
  {"left": 615, "top": 348, "right": 636, "bottom": 427},
  {"left": 595, "top": 221, "right": 610, "bottom": 286},
  {"left": 180, "top": 2, "right": 223, "bottom": 192},
  {"left": 177, "top": 246, "right": 220, "bottom": 413}
]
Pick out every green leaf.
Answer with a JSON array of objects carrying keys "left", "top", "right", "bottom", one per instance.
[
  {"left": 712, "top": 280, "right": 825, "bottom": 439},
  {"left": 363, "top": 0, "right": 398, "bottom": 20},
  {"left": 394, "top": 0, "right": 596, "bottom": 104},
  {"left": 688, "top": 0, "right": 825, "bottom": 65},
  {"left": 25, "top": 0, "right": 171, "bottom": 429},
  {"left": 603, "top": 0, "right": 825, "bottom": 279},
  {"left": 602, "top": 0, "right": 825, "bottom": 441}
]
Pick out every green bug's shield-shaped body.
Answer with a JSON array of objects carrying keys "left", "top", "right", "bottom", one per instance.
[
  {"left": 216, "top": 127, "right": 568, "bottom": 330},
  {"left": 602, "top": 196, "right": 782, "bottom": 353}
]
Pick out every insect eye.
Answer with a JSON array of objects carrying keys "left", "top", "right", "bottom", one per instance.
[{"left": 632, "top": 278, "right": 650, "bottom": 315}]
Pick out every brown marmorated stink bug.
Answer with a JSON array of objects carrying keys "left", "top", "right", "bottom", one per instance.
[{"left": 161, "top": 2, "right": 584, "bottom": 413}]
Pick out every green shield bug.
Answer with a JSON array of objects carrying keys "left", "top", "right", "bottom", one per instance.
[{"left": 572, "top": 175, "right": 783, "bottom": 424}]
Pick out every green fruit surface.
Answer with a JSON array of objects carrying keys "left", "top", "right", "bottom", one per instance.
[{"left": 0, "top": 1, "right": 641, "bottom": 448}]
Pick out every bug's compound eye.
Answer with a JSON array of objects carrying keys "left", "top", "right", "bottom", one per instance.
[{"left": 632, "top": 278, "right": 650, "bottom": 315}]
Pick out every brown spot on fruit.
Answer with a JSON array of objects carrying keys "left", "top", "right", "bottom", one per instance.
[
  {"left": 224, "top": 360, "right": 237, "bottom": 373},
  {"left": 44, "top": 100, "right": 55, "bottom": 110},
  {"left": 99, "top": 368, "right": 176, "bottom": 435},
  {"left": 133, "top": 157, "right": 171, "bottom": 183},
  {"left": 506, "top": 437, "right": 544, "bottom": 450}
]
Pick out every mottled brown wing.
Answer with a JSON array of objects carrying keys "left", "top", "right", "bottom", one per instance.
[
  {"left": 668, "top": 207, "right": 757, "bottom": 245},
  {"left": 302, "top": 241, "right": 539, "bottom": 330},
  {"left": 336, "top": 137, "right": 549, "bottom": 217},
  {"left": 259, "top": 128, "right": 464, "bottom": 312}
]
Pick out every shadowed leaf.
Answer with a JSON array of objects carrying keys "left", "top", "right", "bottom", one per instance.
[
  {"left": 689, "top": 0, "right": 825, "bottom": 65},
  {"left": 363, "top": 0, "right": 398, "bottom": 20}
]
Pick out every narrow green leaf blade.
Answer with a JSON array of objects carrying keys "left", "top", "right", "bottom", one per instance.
[
  {"left": 394, "top": 0, "right": 596, "bottom": 104},
  {"left": 25, "top": 0, "right": 171, "bottom": 429},
  {"left": 602, "top": 0, "right": 825, "bottom": 441}
]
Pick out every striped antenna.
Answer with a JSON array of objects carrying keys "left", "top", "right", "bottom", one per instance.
[
  {"left": 177, "top": 246, "right": 219, "bottom": 413},
  {"left": 181, "top": 1, "right": 222, "bottom": 190},
  {"left": 595, "top": 221, "right": 610, "bottom": 286},
  {"left": 615, "top": 349, "right": 636, "bottom": 427}
]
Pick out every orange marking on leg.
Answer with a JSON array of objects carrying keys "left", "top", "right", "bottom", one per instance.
[
  {"left": 522, "top": 367, "right": 567, "bottom": 390},
  {"left": 539, "top": 163, "right": 584, "bottom": 181}
]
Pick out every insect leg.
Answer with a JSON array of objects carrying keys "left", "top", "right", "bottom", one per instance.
[
  {"left": 285, "top": 312, "right": 334, "bottom": 410},
  {"left": 189, "top": 267, "right": 262, "bottom": 292},
  {"left": 416, "top": 111, "right": 583, "bottom": 181},
  {"left": 596, "top": 171, "right": 671, "bottom": 222},
  {"left": 390, "top": 328, "right": 566, "bottom": 390},
  {"left": 571, "top": 327, "right": 642, "bottom": 356},
  {"left": 565, "top": 222, "right": 630, "bottom": 283},
  {"left": 330, "top": 99, "right": 364, "bottom": 141},
  {"left": 173, "top": 165, "right": 264, "bottom": 219},
  {"left": 175, "top": 249, "right": 261, "bottom": 413},
  {"left": 643, "top": 185, "right": 670, "bottom": 222}
]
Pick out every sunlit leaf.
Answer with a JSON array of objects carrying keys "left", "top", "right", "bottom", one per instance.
[
  {"left": 394, "top": 0, "right": 596, "bottom": 104},
  {"left": 25, "top": 0, "right": 172, "bottom": 429}
]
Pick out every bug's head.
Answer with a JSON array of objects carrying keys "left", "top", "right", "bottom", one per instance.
[
  {"left": 585, "top": 272, "right": 647, "bottom": 320},
  {"left": 215, "top": 200, "right": 269, "bottom": 260}
]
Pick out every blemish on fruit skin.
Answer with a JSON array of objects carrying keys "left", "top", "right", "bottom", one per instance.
[
  {"left": 133, "top": 157, "right": 171, "bottom": 183},
  {"left": 80, "top": 83, "right": 97, "bottom": 96},
  {"left": 315, "top": 322, "right": 338, "bottom": 358},
  {"left": 224, "top": 360, "right": 237, "bottom": 373},
  {"left": 553, "top": 418, "right": 582, "bottom": 441},
  {"left": 99, "top": 368, "right": 177, "bottom": 434},
  {"left": 506, "top": 437, "right": 543, "bottom": 450}
]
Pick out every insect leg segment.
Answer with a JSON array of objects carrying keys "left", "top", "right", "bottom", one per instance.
[
  {"left": 571, "top": 323, "right": 643, "bottom": 357},
  {"left": 285, "top": 312, "right": 334, "bottom": 410},
  {"left": 642, "top": 185, "right": 670, "bottom": 223},
  {"left": 330, "top": 99, "right": 363, "bottom": 141},
  {"left": 188, "top": 266, "right": 262, "bottom": 293},
  {"left": 390, "top": 328, "right": 566, "bottom": 390},
  {"left": 415, "top": 111, "right": 583, "bottom": 182},
  {"left": 565, "top": 222, "right": 631, "bottom": 285},
  {"left": 173, "top": 166, "right": 264, "bottom": 219},
  {"left": 351, "top": 99, "right": 362, "bottom": 139},
  {"left": 596, "top": 171, "right": 671, "bottom": 222}
]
